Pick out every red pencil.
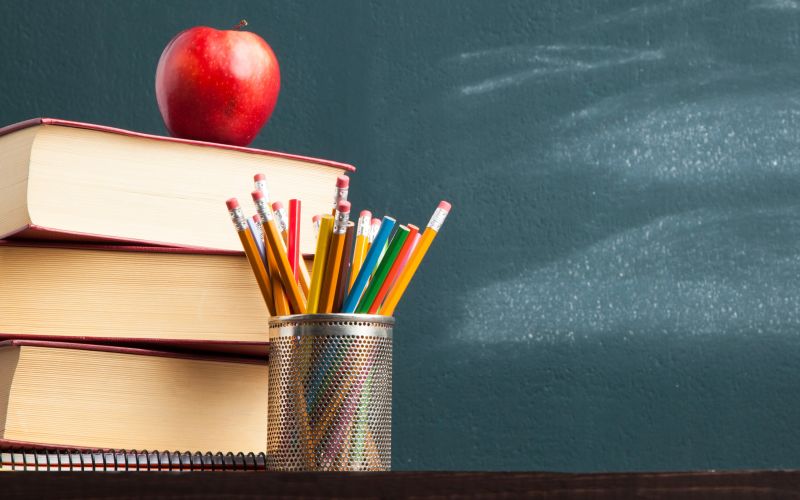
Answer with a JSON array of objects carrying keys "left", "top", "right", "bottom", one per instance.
[
  {"left": 368, "top": 224, "right": 420, "bottom": 314},
  {"left": 288, "top": 199, "right": 301, "bottom": 280}
]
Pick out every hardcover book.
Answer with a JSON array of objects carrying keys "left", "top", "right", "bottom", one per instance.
[
  {"left": 0, "top": 118, "right": 353, "bottom": 254},
  {"left": 0, "top": 241, "right": 273, "bottom": 352},
  {"left": 0, "top": 340, "right": 268, "bottom": 453}
]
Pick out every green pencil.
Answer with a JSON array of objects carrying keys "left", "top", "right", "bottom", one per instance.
[{"left": 355, "top": 225, "right": 410, "bottom": 313}]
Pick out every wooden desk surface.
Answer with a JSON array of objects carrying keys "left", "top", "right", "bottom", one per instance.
[{"left": 3, "top": 470, "right": 800, "bottom": 499}]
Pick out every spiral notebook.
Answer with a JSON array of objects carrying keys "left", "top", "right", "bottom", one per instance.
[{"left": 1, "top": 449, "right": 266, "bottom": 472}]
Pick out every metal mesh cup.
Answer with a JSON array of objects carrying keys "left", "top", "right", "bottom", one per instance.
[{"left": 267, "top": 314, "right": 393, "bottom": 471}]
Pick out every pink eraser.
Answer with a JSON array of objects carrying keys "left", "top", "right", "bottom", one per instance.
[
  {"left": 272, "top": 201, "right": 284, "bottom": 211},
  {"left": 225, "top": 198, "right": 239, "bottom": 210},
  {"left": 251, "top": 190, "right": 264, "bottom": 201},
  {"left": 337, "top": 200, "right": 351, "bottom": 213},
  {"left": 312, "top": 214, "right": 321, "bottom": 223},
  {"left": 438, "top": 200, "right": 452, "bottom": 212},
  {"left": 254, "top": 173, "right": 266, "bottom": 182},
  {"left": 371, "top": 218, "right": 381, "bottom": 225},
  {"left": 336, "top": 175, "right": 350, "bottom": 188},
  {"left": 360, "top": 210, "right": 372, "bottom": 218},
  {"left": 253, "top": 213, "right": 261, "bottom": 222}
]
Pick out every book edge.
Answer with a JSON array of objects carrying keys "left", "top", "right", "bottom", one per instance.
[
  {"left": 0, "top": 339, "right": 268, "bottom": 365},
  {"left": 3, "top": 225, "right": 316, "bottom": 259},
  {"left": 0, "top": 236, "right": 242, "bottom": 256},
  {"left": 0, "top": 118, "right": 355, "bottom": 172}
]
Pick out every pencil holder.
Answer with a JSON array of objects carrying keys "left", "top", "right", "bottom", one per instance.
[{"left": 267, "top": 313, "right": 393, "bottom": 471}]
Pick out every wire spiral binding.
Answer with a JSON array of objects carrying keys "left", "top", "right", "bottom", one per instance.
[{"left": 1, "top": 448, "right": 267, "bottom": 471}]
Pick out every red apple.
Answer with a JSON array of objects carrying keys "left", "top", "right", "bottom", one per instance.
[{"left": 155, "top": 22, "right": 280, "bottom": 146}]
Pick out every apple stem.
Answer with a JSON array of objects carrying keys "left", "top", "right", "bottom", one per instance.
[{"left": 233, "top": 19, "right": 248, "bottom": 30}]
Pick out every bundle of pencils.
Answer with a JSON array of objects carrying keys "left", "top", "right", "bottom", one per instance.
[{"left": 226, "top": 173, "right": 450, "bottom": 317}]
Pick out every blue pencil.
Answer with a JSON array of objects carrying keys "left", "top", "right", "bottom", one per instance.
[{"left": 341, "top": 216, "right": 396, "bottom": 313}]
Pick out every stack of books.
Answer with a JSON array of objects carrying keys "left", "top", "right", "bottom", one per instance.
[{"left": 0, "top": 118, "right": 353, "bottom": 471}]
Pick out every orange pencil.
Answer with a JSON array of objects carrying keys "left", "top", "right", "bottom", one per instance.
[
  {"left": 253, "top": 176, "right": 290, "bottom": 312},
  {"left": 264, "top": 205, "right": 291, "bottom": 316},
  {"left": 272, "top": 201, "right": 289, "bottom": 244},
  {"left": 271, "top": 271, "right": 290, "bottom": 315},
  {"left": 333, "top": 221, "right": 355, "bottom": 313},
  {"left": 318, "top": 200, "right": 351, "bottom": 313},
  {"left": 380, "top": 201, "right": 451, "bottom": 316},
  {"left": 226, "top": 198, "right": 275, "bottom": 315},
  {"left": 349, "top": 210, "right": 371, "bottom": 290},
  {"left": 254, "top": 173, "right": 270, "bottom": 197},
  {"left": 252, "top": 190, "right": 307, "bottom": 314},
  {"left": 368, "top": 224, "right": 419, "bottom": 314},
  {"left": 274, "top": 201, "right": 312, "bottom": 296},
  {"left": 331, "top": 175, "right": 349, "bottom": 215}
]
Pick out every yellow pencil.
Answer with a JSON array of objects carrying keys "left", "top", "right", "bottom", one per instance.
[
  {"left": 307, "top": 215, "right": 334, "bottom": 313},
  {"left": 312, "top": 215, "right": 322, "bottom": 241},
  {"left": 349, "top": 210, "right": 371, "bottom": 291},
  {"left": 226, "top": 198, "right": 275, "bottom": 316},
  {"left": 380, "top": 201, "right": 451, "bottom": 316},
  {"left": 252, "top": 190, "right": 307, "bottom": 315},
  {"left": 319, "top": 201, "right": 351, "bottom": 313}
]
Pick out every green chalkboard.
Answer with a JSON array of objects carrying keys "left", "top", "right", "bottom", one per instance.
[{"left": 2, "top": 0, "right": 800, "bottom": 471}]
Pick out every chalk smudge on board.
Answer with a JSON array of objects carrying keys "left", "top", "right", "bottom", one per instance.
[
  {"left": 453, "top": 45, "right": 664, "bottom": 96},
  {"left": 458, "top": 207, "right": 800, "bottom": 344}
]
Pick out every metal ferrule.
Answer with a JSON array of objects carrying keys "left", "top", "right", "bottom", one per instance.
[
  {"left": 229, "top": 207, "right": 248, "bottom": 232},
  {"left": 356, "top": 215, "right": 371, "bottom": 237},
  {"left": 333, "top": 210, "right": 350, "bottom": 235},
  {"left": 333, "top": 186, "right": 349, "bottom": 209},
  {"left": 255, "top": 180, "right": 269, "bottom": 199},
  {"left": 427, "top": 207, "right": 449, "bottom": 232},
  {"left": 274, "top": 207, "right": 289, "bottom": 233},
  {"left": 250, "top": 216, "right": 264, "bottom": 238},
  {"left": 369, "top": 223, "right": 380, "bottom": 243},
  {"left": 253, "top": 198, "right": 274, "bottom": 222}
]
